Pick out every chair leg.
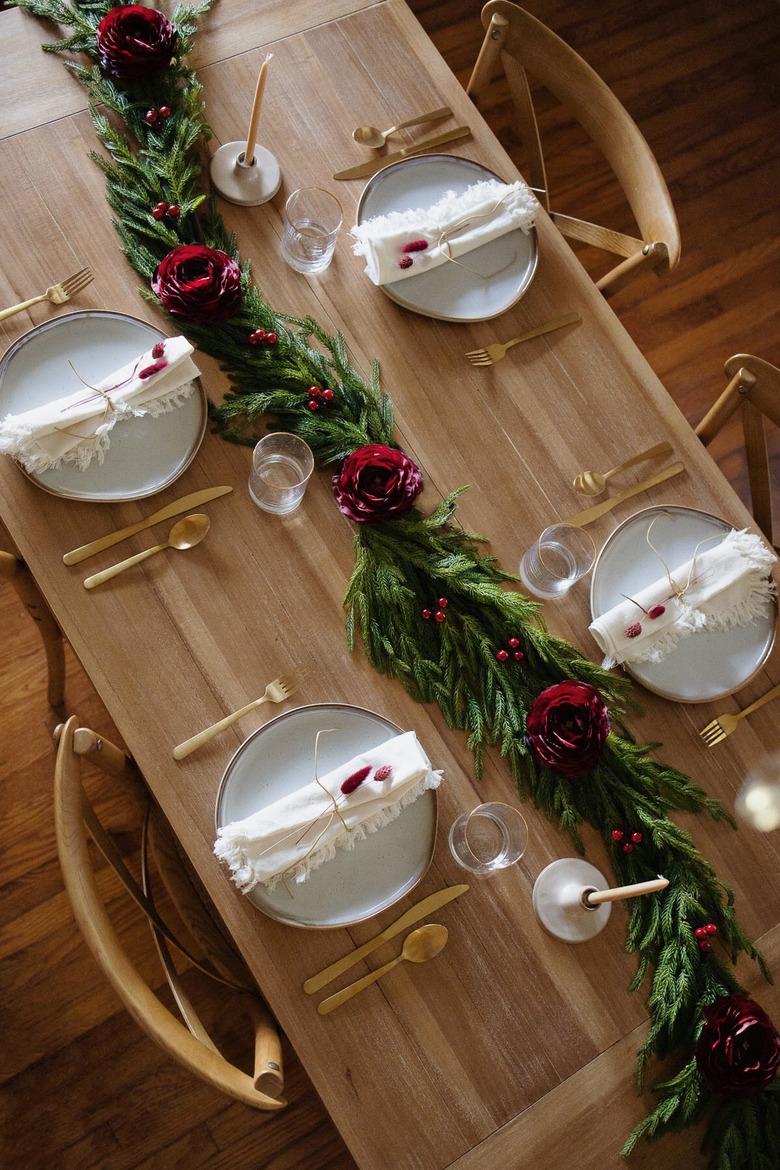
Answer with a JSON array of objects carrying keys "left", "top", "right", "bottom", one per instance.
[
  {"left": 0, "top": 548, "right": 65, "bottom": 708},
  {"left": 248, "top": 999, "right": 285, "bottom": 1099},
  {"left": 695, "top": 369, "right": 756, "bottom": 446},
  {"left": 466, "top": 12, "right": 509, "bottom": 103}
]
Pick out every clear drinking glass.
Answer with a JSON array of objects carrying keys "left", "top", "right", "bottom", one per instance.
[
  {"left": 248, "top": 432, "right": 314, "bottom": 515},
  {"left": 281, "top": 187, "right": 343, "bottom": 274},
  {"left": 519, "top": 523, "right": 595, "bottom": 599},
  {"left": 449, "top": 802, "right": 528, "bottom": 876}
]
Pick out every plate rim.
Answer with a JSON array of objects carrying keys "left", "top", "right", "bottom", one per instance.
[
  {"left": 355, "top": 154, "right": 539, "bottom": 323},
  {"left": 0, "top": 308, "right": 208, "bottom": 504},
  {"left": 589, "top": 504, "right": 777, "bottom": 703},
  {"left": 214, "top": 701, "right": 438, "bottom": 930}
]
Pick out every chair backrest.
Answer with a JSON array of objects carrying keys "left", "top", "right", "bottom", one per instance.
[
  {"left": 53, "top": 716, "right": 285, "bottom": 1111},
  {"left": 467, "top": 1, "right": 681, "bottom": 294},
  {"left": 695, "top": 355, "right": 780, "bottom": 547}
]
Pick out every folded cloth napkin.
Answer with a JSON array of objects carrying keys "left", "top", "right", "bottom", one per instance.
[
  {"left": 0, "top": 335, "right": 199, "bottom": 474},
  {"left": 350, "top": 178, "right": 537, "bottom": 286},
  {"left": 589, "top": 528, "right": 777, "bottom": 668},
  {"left": 214, "top": 731, "right": 442, "bottom": 893}
]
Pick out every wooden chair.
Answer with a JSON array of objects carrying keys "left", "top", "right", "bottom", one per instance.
[
  {"left": 696, "top": 355, "right": 780, "bottom": 549},
  {"left": 467, "top": 2, "right": 681, "bottom": 295},
  {"left": 0, "top": 518, "right": 65, "bottom": 708},
  {"left": 53, "top": 715, "right": 286, "bottom": 1110}
]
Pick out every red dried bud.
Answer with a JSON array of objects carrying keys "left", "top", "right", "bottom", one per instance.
[
  {"left": 401, "top": 239, "right": 429, "bottom": 253},
  {"left": 399, "top": 256, "right": 413, "bottom": 269},
  {"left": 340, "top": 765, "right": 372, "bottom": 795},
  {"left": 648, "top": 605, "right": 666, "bottom": 619},
  {"left": 138, "top": 360, "right": 168, "bottom": 379},
  {"left": 374, "top": 765, "right": 393, "bottom": 782},
  {"left": 624, "top": 622, "right": 642, "bottom": 639},
  {"left": 151, "top": 342, "right": 165, "bottom": 359}
]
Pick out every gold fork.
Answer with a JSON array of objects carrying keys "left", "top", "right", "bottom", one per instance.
[
  {"left": 699, "top": 682, "right": 780, "bottom": 747},
  {"left": 465, "top": 311, "right": 581, "bottom": 366},
  {"left": 173, "top": 672, "right": 305, "bottom": 760},
  {"left": 0, "top": 267, "right": 94, "bottom": 323}
]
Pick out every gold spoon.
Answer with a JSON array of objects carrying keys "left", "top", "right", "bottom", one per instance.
[
  {"left": 352, "top": 106, "right": 451, "bottom": 149},
  {"left": 317, "top": 924, "right": 448, "bottom": 1015},
  {"left": 83, "top": 513, "right": 211, "bottom": 590},
  {"left": 573, "top": 441, "right": 673, "bottom": 496}
]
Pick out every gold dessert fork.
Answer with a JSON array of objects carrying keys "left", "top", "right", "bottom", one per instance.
[
  {"left": 173, "top": 672, "right": 305, "bottom": 759},
  {"left": 465, "top": 312, "right": 580, "bottom": 366},
  {"left": 0, "top": 267, "right": 94, "bottom": 322},
  {"left": 699, "top": 682, "right": 780, "bottom": 747}
]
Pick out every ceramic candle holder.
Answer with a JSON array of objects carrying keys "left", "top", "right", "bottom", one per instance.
[
  {"left": 209, "top": 142, "right": 282, "bottom": 206},
  {"left": 532, "top": 858, "right": 612, "bottom": 943}
]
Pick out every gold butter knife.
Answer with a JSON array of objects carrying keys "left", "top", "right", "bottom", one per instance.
[
  {"left": 303, "top": 883, "right": 469, "bottom": 994},
  {"left": 62, "top": 485, "right": 233, "bottom": 566},
  {"left": 561, "top": 462, "right": 685, "bottom": 527},
  {"left": 333, "top": 125, "right": 472, "bottom": 181}
]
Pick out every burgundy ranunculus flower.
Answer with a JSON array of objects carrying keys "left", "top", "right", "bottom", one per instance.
[
  {"left": 96, "top": 5, "right": 178, "bottom": 83},
  {"left": 332, "top": 444, "right": 422, "bottom": 523},
  {"left": 525, "top": 681, "right": 610, "bottom": 778},
  {"left": 696, "top": 994, "right": 780, "bottom": 1098},
  {"left": 151, "top": 245, "right": 242, "bottom": 323}
]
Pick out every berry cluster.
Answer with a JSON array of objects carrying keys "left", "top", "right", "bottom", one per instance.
[
  {"left": 306, "top": 385, "right": 335, "bottom": 412},
  {"left": 248, "top": 328, "right": 278, "bottom": 348},
  {"left": 694, "top": 921, "right": 719, "bottom": 954},
  {"left": 151, "top": 200, "right": 180, "bottom": 221},
  {"left": 495, "top": 635, "right": 524, "bottom": 664},
  {"left": 421, "top": 596, "right": 448, "bottom": 623},
  {"left": 610, "top": 827, "right": 643, "bottom": 855},
  {"left": 398, "top": 238, "right": 429, "bottom": 271},
  {"left": 144, "top": 105, "right": 172, "bottom": 125}
]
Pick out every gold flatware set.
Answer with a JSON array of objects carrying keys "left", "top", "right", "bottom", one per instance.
[
  {"left": 0, "top": 267, "right": 94, "bottom": 322},
  {"left": 572, "top": 441, "right": 673, "bottom": 496},
  {"left": 561, "top": 461, "right": 685, "bottom": 528},
  {"left": 352, "top": 106, "right": 451, "bottom": 148},
  {"left": 333, "top": 125, "right": 471, "bottom": 181},
  {"left": 699, "top": 682, "right": 780, "bottom": 747},
  {"left": 317, "top": 924, "right": 449, "bottom": 1015},
  {"left": 83, "top": 513, "right": 211, "bottom": 589}
]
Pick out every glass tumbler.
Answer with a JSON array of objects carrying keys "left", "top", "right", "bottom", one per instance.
[
  {"left": 248, "top": 432, "right": 314, "bottom": 515},
  {"left": 449, "top": 802, "right": 528, "bottom": 876},
  {"left": 519, "top": 523, "right": 595, "bottom": 599},
  {"left": 281, "top": 187, "right": 343, "bottom": 274}
]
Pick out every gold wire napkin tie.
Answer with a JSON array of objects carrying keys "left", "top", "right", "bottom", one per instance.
[{"left": 436, "top": 190, "right": 520, "bottom": 279}]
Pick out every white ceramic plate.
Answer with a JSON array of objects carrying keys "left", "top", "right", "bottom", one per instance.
[
  {"left": 215, "top": 704, "right": 437, "bottom": 929},
  {"left": 590, "top": 506, "right": 777, "bottom": 703},
  {"left": 0, "top": 310, "right": 207, "bottom": 503},
  {"left": 356, "top": 155, "right": 538, "bottom": 322}
]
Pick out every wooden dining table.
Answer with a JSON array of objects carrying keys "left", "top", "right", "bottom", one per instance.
[{"left": 2, "top": 1, "right": 780, "bottom": 1167}]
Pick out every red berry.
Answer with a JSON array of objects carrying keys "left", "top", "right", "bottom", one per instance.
[
  {"left": 399, "top": 256, "right": 413, "bottom": 269},
  {"left": 264, "top": 331, "right": 278, "bottom": 346},
  {"left": 166, "top": 204, "right": 180, "bottom": 220},
  {"left": 321, "top": 388, "right": 335, "bottom": 402},
  {"left": 308, "top": 385, "right": 322, "bottom": 398},
  {"left": 496, "top": 649, "right": 509, "bottom": 662},
  {"left": 694, "top": 926, "right": 707, "bottom": 939},
  {"left": 624, "top": 622, "right": 642, "bottom": 639},
  {"left": 151, "top": 205, "right": 167, "bottom": 220},
  {"left": 437, "top": 597, "right": 448, "bottom": 608},
  {"left": 248, "top": 332, "right": 260, "bottom": 346},
  {"left": 374, "top": 765, "right": 393, "bottom": 782},
  {"left": 507, "top": 636, "right": 520, "bottom": 649},
  {"left": 144, "top": 108, "right": 158, "bottom": 125},
  {"left": 705, "top": 923, "right": 718, "bottom": 936},
  {"left": 513, "top": 651, "right": 524, "bottom": 661},
  {"left": 648, "top": 605, "right": 666, "bottom": 619},
  {"left": 433, "top": 609, "right": 446, "bottom": 623},
  {"left": 622, "top": 842, "right": 634, "bottom": 854},
  {"left": 631, "top": 831, "right": 643, "bottom": 845},
  {"left": 307, "top": 399, "right": 319, "bottom": 412},
  {"left": 421, "top": 608, "right": 432, "bottom": 620},
  {"left": 698, "top": 939, "right": 712, "bottom": 954},
  {"left": 401, "top": 239, "right": 429, "bottom": 253},
  {"left": 158, "top": 105, "right": 172, "bottom": 119},
  {"left": 151, "top": 342, "right": 165, "bottom": 359},
  {"left": 611, "top": 829, "right": 624, "bottom": 842}
]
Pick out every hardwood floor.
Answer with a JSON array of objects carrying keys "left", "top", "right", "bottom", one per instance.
[{"left": 1, "top": 2, "right": 778, "bottom": 1167}]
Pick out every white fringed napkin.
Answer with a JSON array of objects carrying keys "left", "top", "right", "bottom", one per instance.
[
  {"left": 589, "top": 529, "right": 777, "bottom": 668},
  {"left": 350, "top": 179, "right": 537, "bottom": 286},
  {"left": 214, "top": 731, "right": 442, "bottom": 893},
  {"left": 0, "top": 335, "right": 199, "bottom": 474}
]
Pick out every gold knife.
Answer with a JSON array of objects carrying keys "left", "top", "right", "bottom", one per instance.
[
  {"left": 303, "top": 883, "right": 469, "bottom": 995},
  {"left": 62, "top": 485, "right": 233, "bottom": 566},
  {"left": 561, "top": 462, "right": 685, "bottom": 527},
  {"left": 333, "top": 126, "right": 472, "bottom": 181}
]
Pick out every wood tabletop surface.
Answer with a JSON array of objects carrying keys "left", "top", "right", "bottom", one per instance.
[{"left": 2, "top": 2, "right": 779, "bottom": 1167}]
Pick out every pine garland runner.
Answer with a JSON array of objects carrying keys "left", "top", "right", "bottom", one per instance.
[{"left": 14, "top": 2, "right": 778, "bottom": 1163}]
